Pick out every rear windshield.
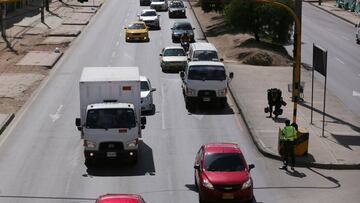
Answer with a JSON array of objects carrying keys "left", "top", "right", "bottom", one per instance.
[
  {"left": 164, "top": 48, "right": 186, "bottom": 56},
  {"left": 86, "top": 108, "right": 136, "bottom": 129},
  {"left": 193, "top": 50, "right": 219, "bottom": 61},
  {"left": 205, "top": 153, "right": 246, "bottom": 172},
  {"left": 188, "top": 65, "right": 226, "bottom": 81}
]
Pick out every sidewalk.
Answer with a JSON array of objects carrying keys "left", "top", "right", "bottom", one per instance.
[{"left": 189, "top": 0, "right": 360, "bottom": 169}]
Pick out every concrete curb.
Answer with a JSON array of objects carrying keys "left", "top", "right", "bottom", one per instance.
[
  {"left": 308, "top": 2, "right": 357, "bottom": 25},
  {"left": 188, "top": 0, "right": 360, "bottom": 169},
  {"left": 0, "top": 114, "right": 15, "bottom": 136}
]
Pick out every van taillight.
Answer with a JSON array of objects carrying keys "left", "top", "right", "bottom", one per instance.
[{"left": 119, "top": 129, "right": 127, "bottom": 133}]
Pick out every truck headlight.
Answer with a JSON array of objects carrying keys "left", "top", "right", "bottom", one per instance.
[
  {"left": 218, "top": 88, "right": 227, "bottom": 96},
  {"left": 84, "top": 140, "right": 96, "bottom": 148},
  {"left": 241, "top": 178, "right": 252, "bottom": 190},
  {"left": 186, "top": 87, "right": 196, "bottom": 96},
  {"left": 127, "top": 139, "right": 139, "bottom": 147},
  {"left": 202, "top": 178, "right": 214, "bottom": 190}
]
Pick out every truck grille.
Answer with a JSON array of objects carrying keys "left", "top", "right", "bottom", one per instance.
[
  {"left": 99, "top": 142, "right": 124, "bottom": 151},
  {"left": 198, "top": 90, "right": 216, "bottom": 97}
]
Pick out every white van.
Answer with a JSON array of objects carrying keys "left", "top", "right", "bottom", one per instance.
[
  {"left": 188, "top": 42, "right": 223, "bottom": 62},
  {"left": 180, "top": 61, "right": 233, "bottom": 109}
]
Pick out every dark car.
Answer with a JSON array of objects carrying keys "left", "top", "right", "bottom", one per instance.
[
  {"left": 140, "top": 0, "right": 151, "bottom": 6},
  {"left": 171, "top": 21, "right": 195, "bottom": 43},
  {"left": 194, "top": 143, "right": 255, "bottom": 203},
  {"left": 168, "top": 0, "right": 186, "bottom": 18}
]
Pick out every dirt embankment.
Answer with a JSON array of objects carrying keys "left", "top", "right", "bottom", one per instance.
[{"left": 190, "top": 2, "right": 293, "bottom": 66}]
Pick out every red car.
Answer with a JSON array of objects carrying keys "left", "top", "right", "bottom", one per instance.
[
  {"left": 194, "top": 143, "right": 255, "bottom": 203},
  {"left": 96, "top": 194, "right": 146, "bottom": 203}
]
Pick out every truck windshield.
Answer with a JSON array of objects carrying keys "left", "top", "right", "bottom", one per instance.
[
  {"left": 193, "top": 50, "right": 218, "bottom": 61},
  {"left": 188, "top": 65, "right": 226, "bottom": 81},
  {"left": 86, "top": 108, "right": 136, "bottom": 129}
]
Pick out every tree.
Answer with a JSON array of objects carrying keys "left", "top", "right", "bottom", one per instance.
[
  {"left": 199, "top": 0, "right": 231, "bottom": 13},
  {"left": 224, "top": 0, "right": 294, "bottom": 43}
]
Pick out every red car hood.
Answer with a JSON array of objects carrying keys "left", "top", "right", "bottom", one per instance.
[{"left": 204, "top": 171, "right": 250, "bottom": 185}]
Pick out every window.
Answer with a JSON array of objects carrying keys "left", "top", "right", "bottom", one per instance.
[
  {"left": 164, "top": 48, "right": 186, "bottom": 56},
  {"left": 141, "top": 81, "right": 150, "bottom": 91},
  {"left": 142, "top": 11, "right": 157, "bottom": 16},
  {"left": 128, "top": 23, "right": 146, "bottom": 29},
  {"left": 205, "top": 153, "right": 245, "bottom": 172},
  {"left": 188, "top": 65, "right": 226, "bottom": 81},
  {"left": 193, "top": 50, "right": 218, "bottom": 61},
  {"left": 86, "top": 108, "right": 136, "bottom": 129}
]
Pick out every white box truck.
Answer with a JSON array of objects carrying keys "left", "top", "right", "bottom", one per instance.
[{"left": 75, "top": 67, "right": 146, "bottom": 165}]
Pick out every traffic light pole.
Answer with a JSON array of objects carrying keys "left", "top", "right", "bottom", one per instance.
[{"left": 254, "top": 0, "right": 302, "bottom": 124}]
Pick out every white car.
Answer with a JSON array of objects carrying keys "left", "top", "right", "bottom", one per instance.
[
  {"left": 140, "top": 76, "right": 156, "bottom": 115},
  {"left": 150, "top": 0, "right": 168, "bottom": 11},
  {"left": 138, "top": 9, "right": 160, "bottom": 30},
  {"left": 160, "top": 46, "right": 187, "bottom": 72}
]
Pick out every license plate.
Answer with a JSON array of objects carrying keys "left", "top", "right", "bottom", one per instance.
[
  {"left": 222, "top": 193, "right": 234, "bottom": 199},
  {"left": 203, "top": 97, "right": 211, "bottom": 102},
  {"left": 107, "top": 152, "right": 116, "bottom": 157}
]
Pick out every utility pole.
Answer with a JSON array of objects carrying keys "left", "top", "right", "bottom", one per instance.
[
  {"left": 0, "top": 3, "right": 5, "bottom": 41},
  {"left": 41, "top": 0, "right": 45, "bottom": 23},
  {"left": 292, "top": 0, "right": 302, "bottom": 124},
  {"left": 45, "top": 0, "right": 49, "bottom": 12}
]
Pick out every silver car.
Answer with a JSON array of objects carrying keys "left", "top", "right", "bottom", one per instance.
[
  {"left": 150, "top": 0, "right": 168, "bottom": 11},
  {"left": 138, "top": 9, "right": 160, "bottom": 30},
  {"left": 160, "top": 46, "right": 187, "bottom": 72},
  {"left": 140, "top": 76, "right": 156, "bottom": 115}
]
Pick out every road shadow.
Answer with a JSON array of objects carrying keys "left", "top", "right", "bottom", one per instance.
[
  {"left": 331, "top": 134, "right": 360, "bottom": 150},
  {"left": 85, "top": 142, "right": 155, "bottom": 177},
  {"left": 187, "top": 102, "right": 235, "bottom": 115},
  {"left": 285, "top": 168, "right": 307, "bottom": 178},
  {"left": 299, "top": 102, "right": 360, "bottom": 134},
  {"left": 184, "top": 184, "right": 197, "bottom": 192}
]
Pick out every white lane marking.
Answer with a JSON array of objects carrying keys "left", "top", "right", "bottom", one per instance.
[
  {"left": 353, "top": 91, "right": 360, "bottom": 97},
  {"left": 341, "top": 36, "right": 349, "bottom": 41},
  {"left": 161, "top": 82, "right": 166, "bottom": 130},
  {"left": 116, "top": 41, "right": 120, "bottom": 47},
  {"left": 111, "top": 51, "right": 116, "bottom": 57},
  {"left": 49, "top": 104, "right": 63, "bottom": 122},
  {"left": 335, "top": 57, "right": 345, "bottom": 65}
]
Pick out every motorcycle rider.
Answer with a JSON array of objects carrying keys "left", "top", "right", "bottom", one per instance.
[{"left": 180, "top": 31, "right": 191, "bottom": 51}]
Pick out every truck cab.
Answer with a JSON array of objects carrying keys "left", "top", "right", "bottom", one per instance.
[{"left": 75, "top": 67, "right": 146, "bottom": 165}]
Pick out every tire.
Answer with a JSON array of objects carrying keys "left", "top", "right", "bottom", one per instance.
[{"left": 85, "top": 158, "right": 95, "bottom": 167}]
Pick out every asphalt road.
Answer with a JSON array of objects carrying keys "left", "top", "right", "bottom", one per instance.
[
  {"left": 288, "top": 3, "right": 360, "bottom": 117},
  {"left": 0, "top": 1, "right": 360, "bottom": 203}
]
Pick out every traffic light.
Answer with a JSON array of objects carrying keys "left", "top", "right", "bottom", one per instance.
[{"left": 78, "top": 0, "right": 88, "bottom": 3}]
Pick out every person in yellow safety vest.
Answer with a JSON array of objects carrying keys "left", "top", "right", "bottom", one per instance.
[{"left": 279, "top": 119, "right": 297, "bottom": 171}]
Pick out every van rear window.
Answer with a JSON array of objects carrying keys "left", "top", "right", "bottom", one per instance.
[{"left": 193, "top": 50, "right": 218, "bottom": 61}]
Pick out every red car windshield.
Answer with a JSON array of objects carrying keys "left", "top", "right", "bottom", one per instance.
[{"left": 205, "top": 153, "right": 245, "bottom": 172}]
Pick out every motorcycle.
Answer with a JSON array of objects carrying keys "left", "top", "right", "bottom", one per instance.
[{"left": 181, "top": 41, "right": 190, "bottom": 52}]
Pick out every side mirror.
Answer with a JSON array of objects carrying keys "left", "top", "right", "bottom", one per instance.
[
  {"left": 192, "top": 28, "right": 195, "bottom": 30},
  {"left": 220, "top": 58, "right": 224, "bottom": 62},
  {"left": 180, "top": 71, "right": 185, "bottom": 79},
  {"left": 141, "top": 117, "right": 147, "bottom": 125},
  {"left": 194, "top": 164, "right": 200, "bottom": 170},
  {"left": 151, "top": 88, "right": 157, "bottom": 92},
  {"left": 75, "top": 118, "right": 81, "bottom": 127},
  {"left": 137, "top": 14, "right": 140, "bottom": 17},
  {"left": 141, "top": 125, "right": 146, "bottom": 130},
  {"left": 159, "top": 53, "right": 163, "bottom": 56},
  {"left": 248, "top": 164, "right": 255, "bottom": 171},
  {"left": 75, "top": 118, "right": 82, "bottom": 131},
  {"left": 229, "top": 72, "right": 234, "bottom": 79}
]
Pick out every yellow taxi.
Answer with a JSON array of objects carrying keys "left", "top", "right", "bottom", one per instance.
[{"left": 125, "top": 22, "right": 150, "bottom": 42}]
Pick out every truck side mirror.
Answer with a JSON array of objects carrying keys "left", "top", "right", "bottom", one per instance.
[
  {"left": 220, "top": 58, "right": 224, "bottom": 62},
  {"left": 159, "top": 53, "right": 163, "bottom": 56},
  {"left": 141, "top": 117, "right": 147, "bottom": 125},
  {"left": 75, "top": 118, "right": 82, "bottom": 131},
  {"left": 356, "top": 24, "right": 358, "bottom": 28},
  {"left": 229, "top": 72, "right": 234, "bottom": 79},
  {"left": 180, "top": 71, "right": 185, "bottom": 79},
  {"left": 151, "top": 88, "right": 157, "bottom": 92},
  {"left": 194, "top": 163, "right": 200, "bottom": 170},
  {"left": 248, "top": 164, "right": 255, "bottom": 171}
]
